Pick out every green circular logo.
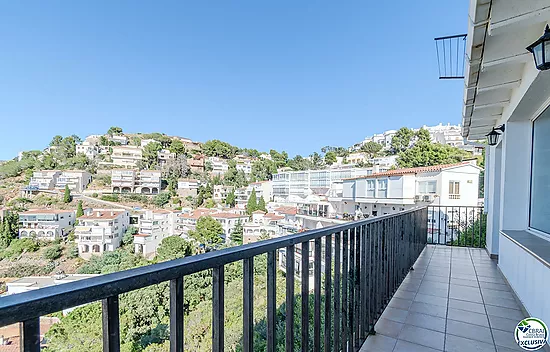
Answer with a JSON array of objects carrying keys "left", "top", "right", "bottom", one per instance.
[{"left": 515, "top": 318, "right": 548, "bottom": 351}]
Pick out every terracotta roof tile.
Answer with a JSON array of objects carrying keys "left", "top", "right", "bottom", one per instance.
[
  {"left": 345, "top": 162, "right": 473, "bottom": 180},
  {"left": 20, "top": 209, "right": 73, "bottom": 215},
  {"left": 79, "top": 210, "right": 125, "bottom": 220},
  {"left": 211, "top": 212, "right": 249, "bottom": 219}
]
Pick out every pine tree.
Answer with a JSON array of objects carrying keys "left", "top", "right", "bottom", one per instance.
[
  {"left": 246, "top": 189, "right": 257, "bottom": 215},
  {"left": 225, "top": 189, "right": 236, "bottom": 208},
  {"left": 76, "top": 200, "right": 84, "bottom": 217},
  {"left": 257, "top": 196, "right": 266, "bottom": 212},
  {"left": 230, "top": 220, "right": 243, "bottom": 245},
  {"left": 63, "top": 185, "right": 72, "bottom": 203}
]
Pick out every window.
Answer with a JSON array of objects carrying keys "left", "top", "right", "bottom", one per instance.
[
  {"left": 367, "top": 180, "right": 375, "bottom": 198},
  {"left": 418, "top": 181, "right": 437, "bottom": 194},
  {"left": 448, "top": 181, "right": 460, "bottom": 199},
  {"left": 530, "top": 106, "right": 550, "bottom": 234},
  {"left": 377, "top": 179, "right": 387, "bottom": 198}
]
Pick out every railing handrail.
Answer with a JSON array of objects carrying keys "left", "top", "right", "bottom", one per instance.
[{"left": 0, "top": 207, "right": 425, "bottom": 327}]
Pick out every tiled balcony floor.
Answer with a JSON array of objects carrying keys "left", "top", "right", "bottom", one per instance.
[{"left": 361, "top": 245, "right": 529, "bottom": 352}]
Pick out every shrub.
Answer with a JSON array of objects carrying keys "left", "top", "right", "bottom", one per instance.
[
  {"left": 92, "top": 193, "right": 99, "bottom": 198},
  {"left": 0, "top": 238, "right": 39, "bottom": 259},
  {"left": 43, "top": 245, "right": 63, "bottom": 260},
  {"left": 100, "top": 194, "right": 120, "bottom": 202},
  {"left": 67, "top": 244, "right": 79, "bottom": 259},
  {"left": 1, "top": 263, "right": 55, "bottom": 277}
]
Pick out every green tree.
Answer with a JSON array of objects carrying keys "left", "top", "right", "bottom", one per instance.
[
  {"left": 143, "top": 142, "right": 163, "bottom": 169},
  {"left": 156, "top": 236, "right": 193, "bottom": 261},
  {"left": 63, "top": 185, "right": 72, "bottom": 203},
  {"left": 247, "top": 188, "right": 258, "bottom": 215},
  {"left": 50, "top": 135, "right": 63, "bottom": 146},
  {"left": 153, "top": 192, "right": 171, "bottom": 207},
  {"left": 391, "top": 127, "right": 415, "bottom": 154},
  {"left": 204, "top": 198, "right": 216, "bottom": 208},
  {"left": 397, "top": 142, "right": 472, "bottom": 168},
  {"left": 201, "top": 140, "right": 238, "bottom": 158},
  {"left": 229, "top": 220, "right": 243, "bottom": 245},
  {"left": 225, "top": 188, "right": 236, "bottom": 207},
  {"left": 360, "top": 141, "right": 383, "bottom": 158},
  {"left": 76, "top": 200, "right": 84, "bottom": 217},
  {"left": 169, "top": 139, "right": 186, "bottom": 156},
  {"left": 238, "top": 148, "right": 261, "bottom": 158},
  {"left": 130, "top": 136, "right": 142, "bottom": 146},
  {"left": 107, "top": 126, "right": 123, "bottom": 136},
  {"left": 250, "top": 159, "right": 277, "bottom": 182},
  {"left": 122, "top": 226, "right": 138, "bottom": 247},
  {"left": 269, "top": 149, "right": 289, "bottom": 168},
  {"left": 288, "top": 155, "right": 312, "bottom": 171},
  {"left": 416, "top": 128, "right": 431, "bottom": 144},
  {"left": 43, "top": 245, "right": 63, "bottom": 260},
  {"left": 188, "top": 216, "right": 224, "bottom": 245},
  {"left": 257, "top": 195, "right": 267, "bottom": 212},
  {"left": 324, "top": 151, "right": 337, "bottom": 165},
  {"left": 0, "top": 211, "right": 19, "bottom": 248},
  {"left": 309, "top": 152, "right": 325, "bottom": 170}
]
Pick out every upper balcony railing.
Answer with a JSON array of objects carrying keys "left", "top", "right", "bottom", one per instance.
[{"left": 0, "top": 208, "right": 427, "bottom": 352}]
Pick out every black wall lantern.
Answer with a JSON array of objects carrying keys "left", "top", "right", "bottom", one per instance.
[
  {"left": 527, "top": 24, "right": 550, "bottom": 71},
  {"left": 486, "top": 125, "right": 505, "bottom": 146}
]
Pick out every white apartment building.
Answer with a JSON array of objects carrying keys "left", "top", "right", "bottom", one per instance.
[
  {"left": 111, "top": 169, "right": 161, "bottom": 194},
  {"left": 339, "top": 162, "right": 481, "bottom": 217},
  {"left": 136, "top": 170, "right": 162, "bottom": 194},
  {"left": 75, "top": 209, "right": 130, "bottom": 258},
  {"left": 55, "top": 171, "right": 92, "bottom": 192},
  {"left": 233, "top": 155, "right": 254, "bottom": 175},
  {"left": 109, "top": 135, "right": 128, "bottom": 145},
  {"left": 210, "top": 212, "right": 249, "bottom": 242},
  {"left": 158, "top": 149, "right": 176, "bottom": 165},
  {"left": 213, "top": 185, "right": 234, "bottom": 202},
  {"left": 355, "top": 123, "right": 466, "bottom": 150},
  {"left": 243, "top": 211, "right": 285, "bottom": 244},
  {"left": 27, "top": 170, "right": 91, "bottom": 192},
  {"left": 461, "top": 0, "right": 550, "bottom": 325},
  {"left": 18, "top": 209, "right": 75, "bottom": 240},
  {"left": 140, "top": 139, "right": 157, "bottom": 147},
  {"left": 28, "top": 170, "right": 61, "bottom": 190},
  {"left": 177, "top": 178, "right": 200, "bottom": 198},
  {"left": 272, "top": 166, "right": 388, "bottom": 202},
  {"left": 207, "top": 157, "right": 229, "bottom": 176},
  {"left": 76, "top": 141, "right": 99, "bottom": 160},
  {"left": 134, "top": 209, "right": 181, "bottom": 258},
  {"left": 111, "top": 146, "right": 143, "bottom": 168}
]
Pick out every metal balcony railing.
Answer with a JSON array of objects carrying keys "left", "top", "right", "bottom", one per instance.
[
  {"left": 0, "top": 208, "right": 427, "bottom": 352},
  {"left": 427, "top": 205, "right": 486, "bottom": 247}
]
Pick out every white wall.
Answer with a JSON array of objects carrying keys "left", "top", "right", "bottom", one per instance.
[{"left": 499, "top": 235, "right": 550, "bottom": 324}]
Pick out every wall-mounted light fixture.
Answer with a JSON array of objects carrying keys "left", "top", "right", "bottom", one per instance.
[
  {"left": 486, "top": 125, "right": 505, "bottom": 146},
  {"left": 526, "top": 25, "right": 550, "bottom": 71}
]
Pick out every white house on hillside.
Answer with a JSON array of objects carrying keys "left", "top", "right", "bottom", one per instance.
[
  {"left": 18, "top": 209, "right": 75, "bottom": 240},
  {"left": 75, "top": 209, "right": 130, "bottom": 258},
  {"left": 339, "top": 162, "right": 481, "bottom": 216}
]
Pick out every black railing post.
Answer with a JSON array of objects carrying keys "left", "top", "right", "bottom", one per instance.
[
  {"left": 342, "top": 229, "right": 349, "bottom": 351},
  {"left": 21, "top": 318, "right": 40, "bottom": 352},
  {"left": 285, "top": 245, "right": 295, "bottom": 352},
  {"left": 267, "top": 251, "right": 276, "bottom": 352},
  {"left": 102, "top": 296, "right": 120, "bottom": 352},
  {"left": 212, "top": 266, "right": 225, "bottom": 352},
  {"left": 334, "top": 231, "right": 341, "bottom": 351},
  {"left": 301, "top": 241, "right": 310, "bottom": 352},
  {"left": 354, "top": 225, "right": 361, "bottom": 349},
  {"left": 170, "top": 277, "right": 184, "bottom": 352},
  {"left": 349, "top": 227, "right": 355, "bottom": 347},
  {"left": 243, "top": 258, "right": 254, "bottom": 352},
  {"left": 323, "top": 234, "right": 332, "bottom": 352},
  {"left": 314, "top": 238, "right": 322, "bottom": 351}
]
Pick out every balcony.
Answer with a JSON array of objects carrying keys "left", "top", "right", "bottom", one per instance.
[{"left": 0, "top": 206, "right": 529, "bottom": 352}]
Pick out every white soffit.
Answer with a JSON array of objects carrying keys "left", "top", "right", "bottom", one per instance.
[{"left": 462, "top": 0, "right": 550, "bottom": 140}]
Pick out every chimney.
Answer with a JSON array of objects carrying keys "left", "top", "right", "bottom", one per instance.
[
  {"left": 373, "top": 165, "right": 380, "bottom": 173},
  {"left": 97, "top": 211, "right": 101, "bottom": 217},
  {"left": 111, "top": 211, "right": 114, "bottom": 216}
]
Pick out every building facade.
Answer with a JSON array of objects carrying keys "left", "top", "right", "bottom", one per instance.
[
  {"left": 54, "top": 171, "right": 92, "bottom": 192},
  {"left": 134, "top": 210, "right": 181, "bottom": 258},
  {"left": 18, "top": 209, "right": 75, "bottom": 240},
  {"left": 111, "top": 146, "right": 143, "bottom": 168},
  {"left": 111, "top": 170, "right": 161, "bottom": 194},
  {"left": 461, "top": 0, "right": 550, "bottom": 326},
  {"left": 75, "top": 209, "right": 130, "bottom": 258}
]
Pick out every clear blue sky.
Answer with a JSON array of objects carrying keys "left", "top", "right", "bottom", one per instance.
[{"left": 0, "top": 0, "right": 468, "bottom": 160}]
